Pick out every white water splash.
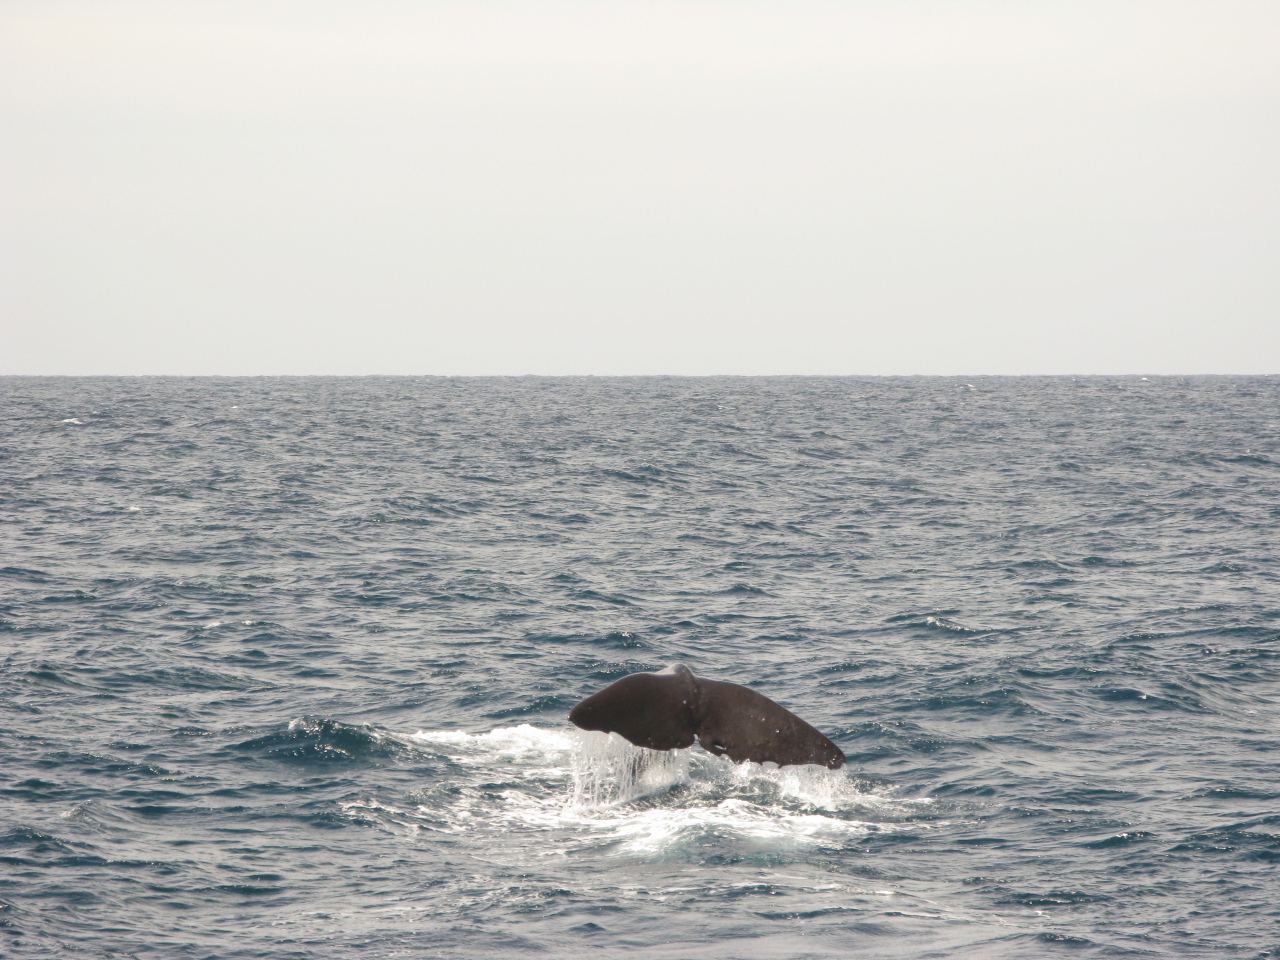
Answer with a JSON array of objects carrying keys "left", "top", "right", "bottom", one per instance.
[
  {"left": 602, "top": 798, "right": 876, "bottom": 855},
  {"left": 396, "top": 725, "right": 913, "bottom": 859},
  {"left": 410, "top": 723, "right": 574, "bottom": 762},
  {"left": 568, "top": 730, "right": 688, "bottom": 808}
]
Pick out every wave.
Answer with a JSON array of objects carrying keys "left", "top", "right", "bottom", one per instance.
[{"left": 232, "top": 718, "right": 414, "bottom": 766}]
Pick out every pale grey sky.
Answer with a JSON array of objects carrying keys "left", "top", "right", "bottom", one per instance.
[{"left": 2, "top": 0, "right": 1277, "bottom": 375}]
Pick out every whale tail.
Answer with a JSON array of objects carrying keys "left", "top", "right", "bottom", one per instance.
[{"left": 569, "top": 663, "right": 845, "bottom": 770}]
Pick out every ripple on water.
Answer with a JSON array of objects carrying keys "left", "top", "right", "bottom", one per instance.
[{"left": 3, "top": 375, "right": 1279, "bottom": 959}]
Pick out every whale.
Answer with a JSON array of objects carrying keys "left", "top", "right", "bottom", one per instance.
[{"left": 568, "top": 663, "right": 845, "bottom": 769}]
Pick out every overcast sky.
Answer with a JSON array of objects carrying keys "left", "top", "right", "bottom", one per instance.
[{"left": 1, "top": 0, "right": 1277, "bottom": 375}]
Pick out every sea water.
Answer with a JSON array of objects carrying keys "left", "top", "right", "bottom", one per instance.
[{"left": 1, "top": 376, "right": 1277, "bottom": 958}]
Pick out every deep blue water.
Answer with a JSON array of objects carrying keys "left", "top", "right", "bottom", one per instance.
[{"left": 1, "top": 375, "right": 1278, "bottom": 959}]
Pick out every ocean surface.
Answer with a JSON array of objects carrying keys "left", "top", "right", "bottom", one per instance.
[{"left": 1, "top": 375, "right": 1278, "bottom": 960}]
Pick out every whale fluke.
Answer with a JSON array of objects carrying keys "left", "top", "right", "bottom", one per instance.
[{"left": 568, "top": 664, "right": 845, "bottom": 769}]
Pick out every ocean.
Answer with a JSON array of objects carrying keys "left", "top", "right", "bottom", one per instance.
[{"left": 1, "top": 375, "right": 1277, "bottom": 959}]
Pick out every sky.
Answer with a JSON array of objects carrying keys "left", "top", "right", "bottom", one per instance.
[{"left": 1, "top": 0, "right": 1277, "bottom": 376}]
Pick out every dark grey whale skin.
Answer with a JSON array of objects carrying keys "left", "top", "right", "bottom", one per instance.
[{"left": 568, "top": 664, "right": 845, "bottom": 770}]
